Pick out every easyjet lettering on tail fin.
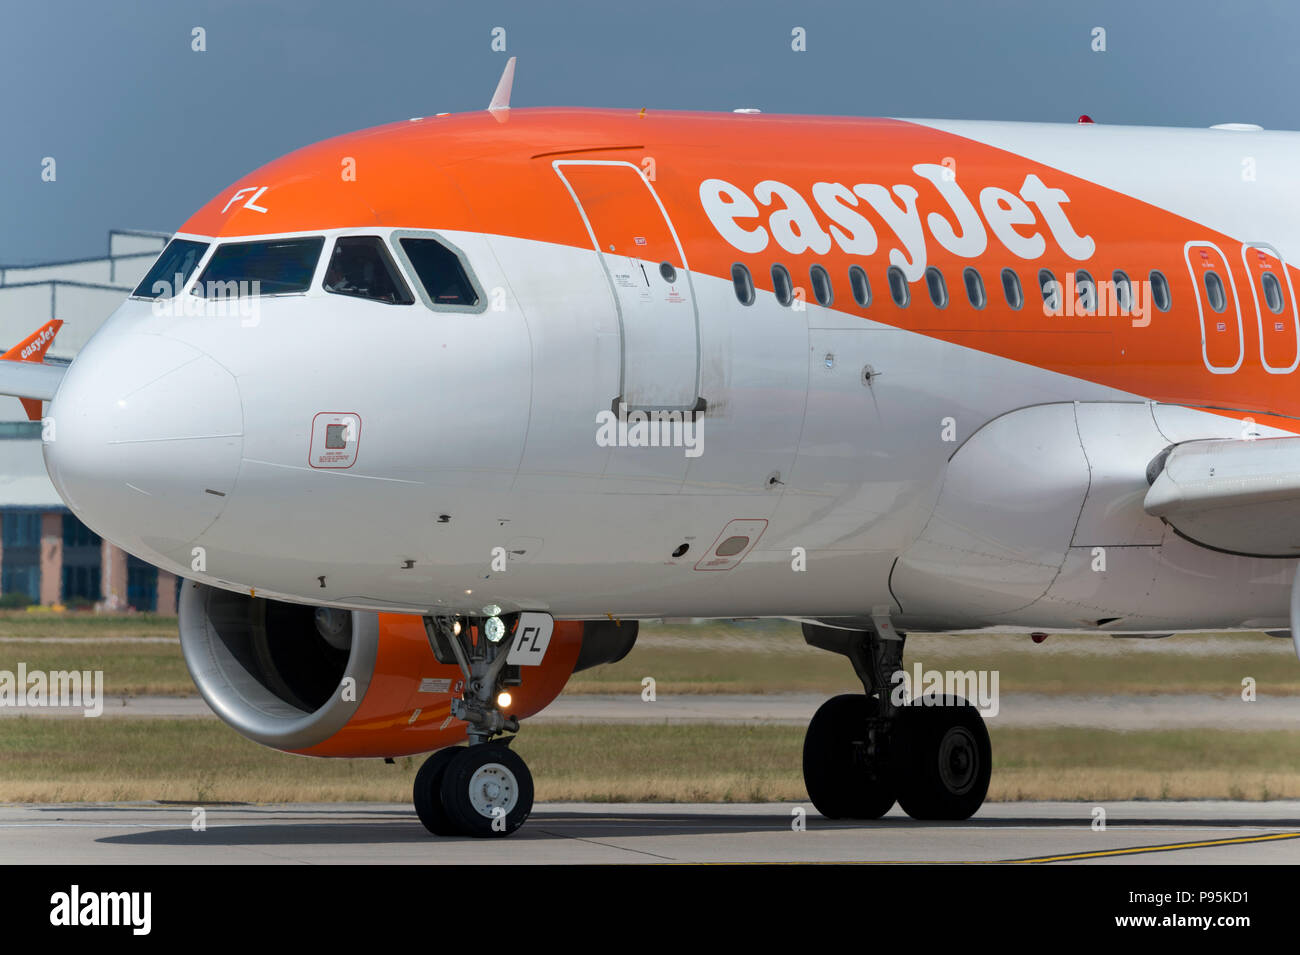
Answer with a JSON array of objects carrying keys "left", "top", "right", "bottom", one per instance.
[{"left": 1, "top": 319, "right": 63, "bottom": 420}]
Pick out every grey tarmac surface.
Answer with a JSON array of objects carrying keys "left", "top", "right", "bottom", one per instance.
[
  {"left": 5, "top": 692, "right": 1300, "bottom": 728},
  {"left": 3, "top": 800, "right": 1299, "bottom": 864}
]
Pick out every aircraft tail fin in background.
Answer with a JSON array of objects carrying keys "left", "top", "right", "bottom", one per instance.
[
  {"left": 3, "top": 318, "right": 64, "bottom": 363},
  {"left": 0, "top": 319, "right": 65, "bottom": 421}
]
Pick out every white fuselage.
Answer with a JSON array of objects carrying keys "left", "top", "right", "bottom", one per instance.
[{"left": 40, "top": 117, "right": 1300, "bottom": 632}]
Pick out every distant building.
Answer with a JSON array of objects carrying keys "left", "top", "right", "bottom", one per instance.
[{"left": 0, "top": 230, "right": 179, "bottom": 612}]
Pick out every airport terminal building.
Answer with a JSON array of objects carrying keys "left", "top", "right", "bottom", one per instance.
[{"left": 0, "top": 230, "right": 180, "bottom": 612}]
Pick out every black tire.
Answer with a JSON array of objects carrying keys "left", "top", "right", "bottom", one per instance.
[
  {"left": 439, "top": 743, "right": 534, "bottom": 837},
  {"left": 893, "top": 696, "right": 991, "bottom": 821},
  {"left": 414, "top": 747, "right": 464, "bottom": 836},
  {"left": 802, "top": 694, "right": 896, "bottom": 819}
]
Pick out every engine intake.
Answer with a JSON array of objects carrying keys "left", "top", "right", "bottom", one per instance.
[
  {"left": 179, "top": 581, "right": 379, "bottom": 751},
  {"left": 179, "top": 581, "right": 598, "bottom": 758}
]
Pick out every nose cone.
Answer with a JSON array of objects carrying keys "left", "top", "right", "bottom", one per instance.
[{"left": 45, "top": 333, "right": 243, "bottom": 559}]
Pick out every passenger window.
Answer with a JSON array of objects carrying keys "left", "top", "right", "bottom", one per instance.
[
  {"left": 1075, "top": 270, "right": 1096, "bottom": 312},
  {"left": 1001, "top": 268, "right": 1023, "bottom": 310},
  {"left": 1203, "top": 270, "right": 1227, "bottom": 313},
  {"left": 324, "top": 237, "right": 414, "bottom": 305},
  {"left": 1150, "top": 270, "right": 1171, "bottom": 312},
  {"left": 194, "top": 237, "right": 324, "bottom": 297},
  {"left": 1261, "top": 271, "right": 1285, "bottom": 314},
  {"left": 772, "top": 264, "right": 793, "bottom": 307},
  {"left": 848, "top": 265, "right": 871, "bottom": 307},
  {"left": 1038, "top": 268, "right": 1060, "bottom": 311},
  {"left": 134, "top": 239, "right": 209, "bottom": 299},
  {"left": 925, "top": 267, "right": 948, "bottom": 308},
  {"left": 400, "top": 238, "right": 480, "bottom": 307},
  {"left": 810, "top": 265, "right": 833, "bottom": 306},
  {"left": 1112, "top": 270, "right": 1133, "bottom": 311},
  {"left": 887, "top": 266, "right": 910, "bottom": 307},
  {"left": 731, "top": 263, "right": 755, "bottom": 306},
  {"left": 963, "top": 267, "right": 985, "bottom": 309}
]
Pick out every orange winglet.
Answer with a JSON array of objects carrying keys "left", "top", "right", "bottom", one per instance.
[{"left": 2, "top": 319, "right": 63, "bottom": 421}]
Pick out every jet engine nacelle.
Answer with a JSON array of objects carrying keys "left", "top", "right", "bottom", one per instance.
[{"left": 178, "top": 581, "right": 634, "bottom": 758}]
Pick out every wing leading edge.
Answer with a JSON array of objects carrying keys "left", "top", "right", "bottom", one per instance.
[
  {"left": 1144, "top": 436, "right": 1300, "bottom": 558},
  {"left": 1144, "top": 435, "right": 1300, "bottom": 658}
]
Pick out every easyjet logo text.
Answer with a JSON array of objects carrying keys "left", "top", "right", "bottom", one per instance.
[
  {"left": 699, "top": 167, "right": 1095, "bottom": 281},
  {"left": 20, "top": 326, "right": 56, "bottom": 360}
]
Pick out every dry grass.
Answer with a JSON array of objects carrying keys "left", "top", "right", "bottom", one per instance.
[
  {"left": 0, "top": 641, "right": 193, "bottom": 696},
  {"left": 988, "top": 770, "right": 1300, "bottom": 802},
  {"left": 567, "top": 622, "right": 1300, "bottom": 696},
  {"left": 4, "top": 718, "right": 1300, "bottom": 805},
  {"left": 0, "top": 611, "right": 178, "bottom": 640},
  {"left": 990, "top": 726, "right": 1300, "bottom": 801}
]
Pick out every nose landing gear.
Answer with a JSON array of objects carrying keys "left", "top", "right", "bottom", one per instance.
[
  {"left": 412, "top": 616, "right": 536, "bottom": 837},
  {"left": 438, "top": 742, "right": 534, "bottom": 837}
]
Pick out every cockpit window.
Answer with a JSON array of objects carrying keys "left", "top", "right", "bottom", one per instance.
[
  {"left": 399, "top": 238, "right": 480, "bottom": 308},
  {"left": 132, "top": 239, "right": 210, "bottom": 299},
  {"left": 323, "top": 236, "right": 414, "bottom": 305},
  {"left": 193, "top": 237, "right": 324, "bottom": 297}
]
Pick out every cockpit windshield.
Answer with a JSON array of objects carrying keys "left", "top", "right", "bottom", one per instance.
[
  {"left": 323, "top": 236, "right": 414, "bottom": 305},
  {"left": 400, "top": 238, "right": 480, "bottom": 307},
  {"left": 192, "top": 237, "right": 324, "bottom": 297},
  {"left": 132, "top": 239, "right": 210, "bottom": 299}
]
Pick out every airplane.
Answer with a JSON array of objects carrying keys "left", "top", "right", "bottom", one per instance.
[{"left": 6, "top": 57, "right": 1300, "bottom": 836}]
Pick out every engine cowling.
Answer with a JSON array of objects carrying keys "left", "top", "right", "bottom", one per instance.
[{"left": 178, "top": 580, "right": 620, "bottom": 758}]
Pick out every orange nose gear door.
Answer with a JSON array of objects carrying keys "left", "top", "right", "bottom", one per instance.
[{"left": 554, "top": 160, "right": 703, "bottom": 413}]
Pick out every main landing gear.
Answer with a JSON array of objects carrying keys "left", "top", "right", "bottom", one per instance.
[
  {"left": 801, "top": 618, "right": 991, "bottom": 821},
  {"left": 412, "top": 615, "right": 535, "bottom": 837}
]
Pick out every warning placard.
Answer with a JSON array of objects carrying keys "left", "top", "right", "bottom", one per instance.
[{"left": 309, "top": 412, "right": 361, "bottom": 469}]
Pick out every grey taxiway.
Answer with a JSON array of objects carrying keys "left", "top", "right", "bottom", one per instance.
[{"left": 3, "top": 801, "right": 1299, "bottom": 864}]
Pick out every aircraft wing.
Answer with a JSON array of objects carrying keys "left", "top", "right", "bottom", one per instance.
[
  {"left": 0, "top": 320, "right": 68, "bottom": 419},
  {"left": 0, "top": 360, "right": 65, "bottom": 403},
  {"left": 1144, "top": 436, "right": 1300, "bottom": 557},
  {"left": 1145, "top": 435, "right": 1300, "bottom": 660}
]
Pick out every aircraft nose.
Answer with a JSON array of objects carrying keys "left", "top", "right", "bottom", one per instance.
[{"left": 44, "top": 334, "right": 243, "bottom": 555}]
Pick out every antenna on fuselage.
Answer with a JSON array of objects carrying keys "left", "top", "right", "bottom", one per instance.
[{"left": 488, "top": 57, "right": 516, "bottom": 112}]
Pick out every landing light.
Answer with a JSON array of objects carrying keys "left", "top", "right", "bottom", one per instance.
[
  {"left": 497, "top": 691, "right": 512, "bottom": 709},
  {"left": 484, "top": 616, "right": 506, "bottom": 643}
]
